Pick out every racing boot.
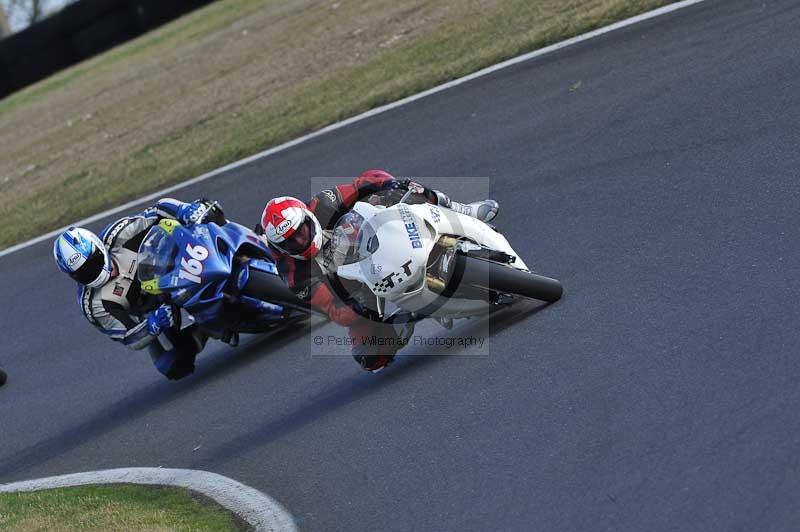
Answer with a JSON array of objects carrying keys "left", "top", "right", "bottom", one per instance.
[{"left": 433, "top": 191, "right": 499, "bottom": 223}]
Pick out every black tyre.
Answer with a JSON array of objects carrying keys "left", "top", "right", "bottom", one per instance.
[
  {"left": 0, "top": 368, "right": 6, "bottom": 386},
  {"left": 241, "top": 269, "right": 310, "bottom": 310},
  {"left": 456, "top": 255, "right": 563, "bottom": 302}
]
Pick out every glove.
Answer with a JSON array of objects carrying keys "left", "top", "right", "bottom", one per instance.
[
  {"left": 394, "top": 178, "right": 426, "bottom": 195},
  {"left": 176, "top": 200, "right": 224, "bottom": 226},
  {"left": 176, "top": 201, "right": 209, "bottom": 226},
  {"left": 146, "top": 304, "right": 175, "bottom": 336}
]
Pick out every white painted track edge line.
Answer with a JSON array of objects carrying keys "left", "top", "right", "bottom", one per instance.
[
  {"left": 0, "top": 0, "right": 708, "bottom": 259},
  {"left": 0, "top": 467, "right": 298, "bottom": 532}
]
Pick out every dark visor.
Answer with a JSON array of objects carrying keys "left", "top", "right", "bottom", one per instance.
[
  {"left": 277, "top": 217, "right": 316, "bottom": 255},
  {"left": 71, "top": 248, "right": 106, "bottom": 284}
]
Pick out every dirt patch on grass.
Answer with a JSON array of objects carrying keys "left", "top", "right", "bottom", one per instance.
[{"left": 0, "top": 0, "right": 673, "bottom": 248}]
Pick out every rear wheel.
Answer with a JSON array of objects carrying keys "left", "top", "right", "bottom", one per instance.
[
  {"left": 454, "top": 255, "right": 563, "bottom": 302},
  {"left": 0, "top": 368, "right": 6, "bottom": 386}
]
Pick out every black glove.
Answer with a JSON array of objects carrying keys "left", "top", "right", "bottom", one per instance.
[{"left": 390, "top": 178, "right": 425, "bottom": 194}]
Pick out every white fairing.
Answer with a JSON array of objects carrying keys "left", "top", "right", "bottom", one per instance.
[{"left": 335, "top": 202, "right": 529, "bottom": 319}]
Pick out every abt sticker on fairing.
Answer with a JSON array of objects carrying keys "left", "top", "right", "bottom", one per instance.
[
  {"left": 179, "top": 243, "right": 209, "bottom": 284},
  {"left": 397, "top": 205, "right": 423, "bottom": 249}
]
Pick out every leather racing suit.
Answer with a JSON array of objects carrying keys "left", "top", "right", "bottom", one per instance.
[
  {"left": 78, "top": 198, "right": 225, "bottom": 380},
  {"left": 268, "top": 170, "right": 449, "bottom": 371}
]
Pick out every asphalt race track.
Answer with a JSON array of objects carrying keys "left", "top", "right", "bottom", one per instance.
[{"left": 2, "top": 1, "right": 800, "bottom": 530}]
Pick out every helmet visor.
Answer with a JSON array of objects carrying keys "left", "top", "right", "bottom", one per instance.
[
  {"left": 71, "top": 247, "right": 106, "bottom": 285},
  {"left": 276, "top": 217, "right": 316, "bottom": 255}
]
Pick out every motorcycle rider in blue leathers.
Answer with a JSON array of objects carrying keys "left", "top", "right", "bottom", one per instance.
[{"left": 53, "top": 198, "right": 231, "bottom": 380}]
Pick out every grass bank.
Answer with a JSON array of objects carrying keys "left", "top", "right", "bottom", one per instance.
[
  {"left": 0, "top": 0, "right": 675, "bottom": 248},
  {"left": 0, "top": 484, "right": 244, "bottom": 531}
]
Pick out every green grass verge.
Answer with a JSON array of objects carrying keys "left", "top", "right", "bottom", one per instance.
[
  {"left": 0, "top": 0, "right": 675, "bottom": 249},
  {"left": 0, "top": 484, "right": 244, "bottom": 532}
]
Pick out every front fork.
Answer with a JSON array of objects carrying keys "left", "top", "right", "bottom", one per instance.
[
  {"left": 425, "top": 235, "right": 462, "bottom": 294},
  {"left": 425, "top": 235, "right": 515, "bottom": 300}
]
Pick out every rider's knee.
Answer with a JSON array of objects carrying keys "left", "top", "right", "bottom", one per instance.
[
  {"left": 151, "top": 336, "right": 198, "bottom": 380},
  {"left": 352, "top": 345, "right": 395, "bottom": 372},
  {"left": 154, "top": 351, "right": 195, "bottom": 380}
]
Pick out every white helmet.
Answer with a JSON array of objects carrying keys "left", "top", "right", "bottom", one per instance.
[{"left": 53, "top": 227, "right": 113, "bottom": 287}]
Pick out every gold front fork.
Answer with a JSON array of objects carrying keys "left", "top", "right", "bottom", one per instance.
[{"left": 425, "top": 235, "right": 460, "bottom": 293}]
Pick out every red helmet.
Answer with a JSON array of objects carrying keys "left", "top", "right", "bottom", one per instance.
[{"left": 261, "top": 196, "right": 323, "bottom": 260}]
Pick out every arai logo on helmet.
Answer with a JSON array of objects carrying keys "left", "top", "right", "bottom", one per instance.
[
  {"left": 276, "top": 219, "right": 292, "bottom": 235},
  {"left": 68, "top": 252, "right": 82, "bottom": 267}
]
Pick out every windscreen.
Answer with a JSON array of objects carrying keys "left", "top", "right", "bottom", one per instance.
[
  {"left": 330, "top": 210, "right": 379, "bottom": 267},
  {"left": 137, "top": 225, "right": 179, "bottom": 281}
]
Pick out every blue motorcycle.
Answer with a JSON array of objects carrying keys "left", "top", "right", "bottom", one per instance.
[{"left": 136, "top": 218, "right": 313, "bottom": 335}]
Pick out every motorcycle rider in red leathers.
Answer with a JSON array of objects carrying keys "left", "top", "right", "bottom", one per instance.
[{"left": 259, "top": 170, "right": 499, "bottom": 372}]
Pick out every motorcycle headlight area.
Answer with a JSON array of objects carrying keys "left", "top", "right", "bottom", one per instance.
[
  {"left": 331, "top": 213, "right": 379, "bottom": 267},
  {"left": 137, "top": 225, "right": 180, "bottom": 282}
]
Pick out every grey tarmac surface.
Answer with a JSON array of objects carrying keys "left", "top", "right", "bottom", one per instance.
[{"left": 2, "top": 1, "right": 800, "bottom": 530}]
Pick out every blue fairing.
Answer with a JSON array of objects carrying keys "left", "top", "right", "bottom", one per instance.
[{"left": 137, "top": 221, "right": 286, "bottom": 327}]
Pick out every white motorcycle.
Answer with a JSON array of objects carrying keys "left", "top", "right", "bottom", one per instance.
[{"left": 325, "top": 193, "right": 562, "bottom": 324}]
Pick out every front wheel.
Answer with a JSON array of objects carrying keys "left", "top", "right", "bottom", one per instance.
[
  {"left": 241, "top": 269, "right": 311, "bottom": 312},
  {"left": 455, "top": 255, "right": 563, "bottom": 302},
  {"left": 0, "top": 367, "right": 7, "bottom": 386}
]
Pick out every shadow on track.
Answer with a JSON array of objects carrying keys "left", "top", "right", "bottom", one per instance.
[
  {"left": 0, "top": 320, "right": 328, "bottom": 480},
  {"left": 196, "top": 301, "right": 554, "bottom": 469}
]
